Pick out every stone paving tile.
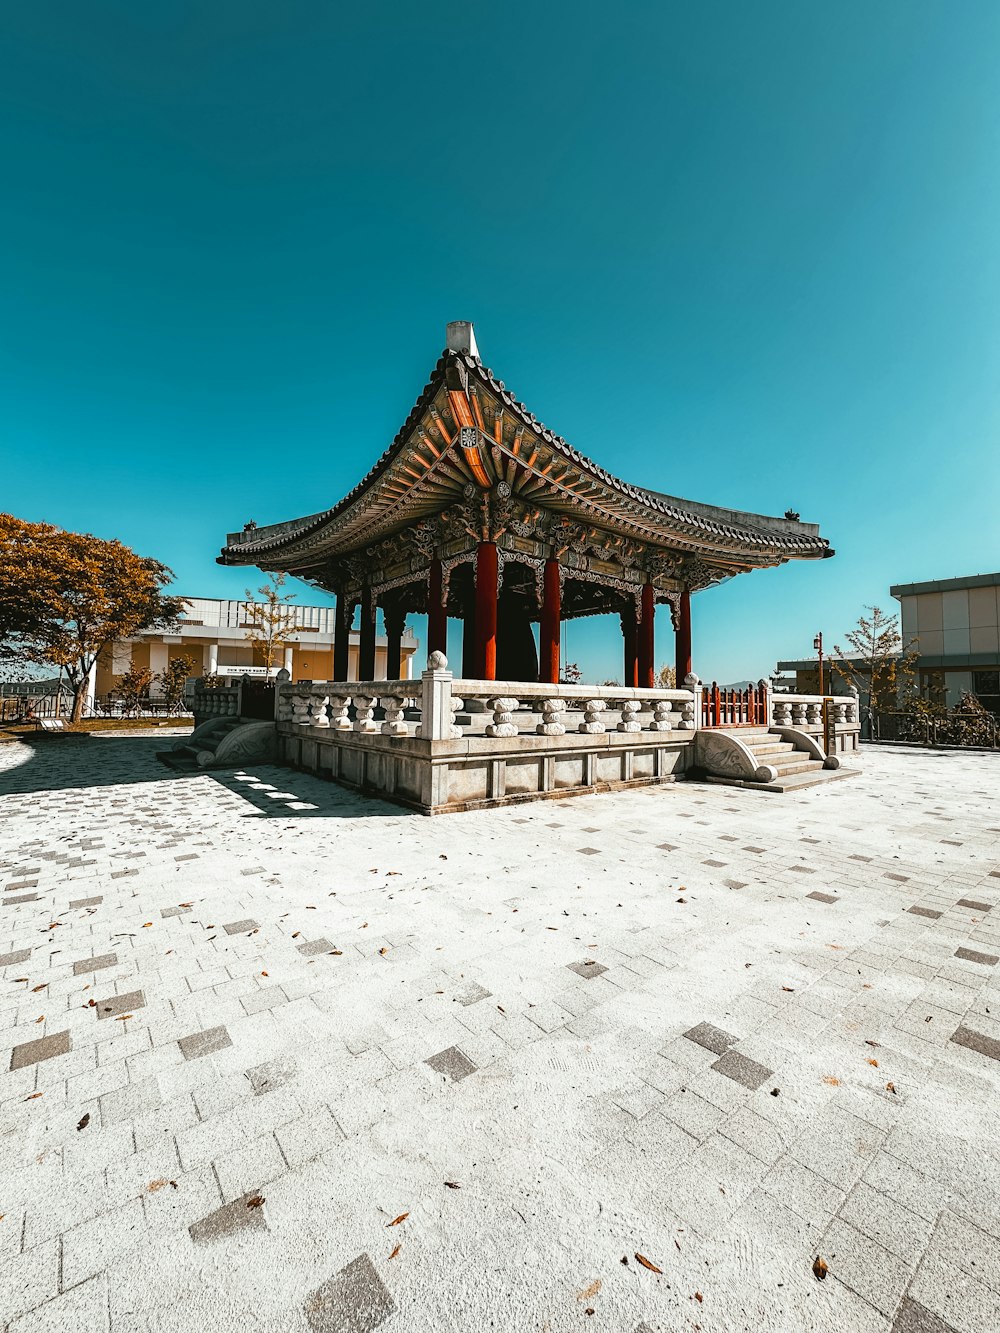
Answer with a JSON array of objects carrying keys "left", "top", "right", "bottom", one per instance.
[
  {"left": 949, "top": 1024, "right": 1000, "bottom": 1062},
  {"left": 0, "top": 946, "right": 32, "bottom": 966},
  {"left": 956, "top": 898, "right": 992, "bottom": 912},
  {"left": 188, "top": 1191, "right": 268, "bottom": 1244},
  {"left": 565, "top": 959, "right": 608, "bottom": 980},
  {"left": 682, "top": 1021, "right": 739, "bottom": 1055},
  {"left": 711, "top": 1048, "right": 773, "bottom": 1090},
  {"left": 10, "top": 1030, "right": 71, "bottom": 1070},
  {"left": 95, "top": 988, "right": 146, "bottom": 1020},
  {"left": 424, "top": 1045, "right": 477, "bottom": 1082},
  {"left": 304, "top": 1253, "right": 395, "bottom": 1333},
  {"left": 178, "top": 1025, "right": 232, "bottom": 1061},
  {"left": 222, "top": 918, "right": 259, "bottom": 934},
  {"left": 72, "top": 952, "right": 118, "bottom": 975},
  {"left": 954, "top": 946, "right": 998, "bottom": 966},
  {"left": 297, "top": 937, "right": 335, "bottom": 956},
  {"left": 891, "top": 1296, "right": 959, "bottom": 1333},
  {"left": 806, "top": 890, "right": 840, "bottom": 904}
]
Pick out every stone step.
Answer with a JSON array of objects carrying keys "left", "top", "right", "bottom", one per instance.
[{"left": 770, "top": 756, "right": 819, "bottom": 777}]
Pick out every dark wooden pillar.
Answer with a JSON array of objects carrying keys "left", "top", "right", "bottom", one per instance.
[
  {"left": 540, "top": 559, "right": 561, "bottom": 684},
  {"left": 621, "top": 608, "right": 638, "bottom": 687},
  {"left": 638, "top": 583, "right": 655, "bottom": 688},
  {"left": 675, "top": 587, "right": 692, "bottom": 683},
  {"left": 333, "top": 591, "right": 351, "bottom": 682},
  {"left": 474, "top": 542, "right": 498, "bottom": 680},
  {"left": 359, "top": 586, "right": 377, "bottom": 681},
  {"left": 427, "top": 557, "right": 447, "bottom": 657},
  {"left": 384, "top": 607, "right": 405, "bottom": 680}
]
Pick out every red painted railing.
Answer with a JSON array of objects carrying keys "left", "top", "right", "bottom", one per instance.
[{"left": 701, "top": 681, "right": 767, "bottom": 729}]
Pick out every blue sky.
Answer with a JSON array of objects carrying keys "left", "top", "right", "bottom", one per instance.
[{"left": 3, "top": 2, "right": 999, "bottom": 683}]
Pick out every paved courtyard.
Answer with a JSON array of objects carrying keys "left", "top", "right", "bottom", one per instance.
[{"left": 1, "top": 735, "right": 999, "bottom": 1333}]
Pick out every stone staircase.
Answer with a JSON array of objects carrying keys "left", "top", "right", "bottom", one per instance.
[{"left": 704, "top": 726, "right": 857, "bottom": 793}]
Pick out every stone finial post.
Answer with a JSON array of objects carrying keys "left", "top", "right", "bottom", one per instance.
[
  {"left": 681, "top": 672, "right": 702, "bottom": 730},
  {"left": 758, "top": 678, "right": 772, "bottom": 727},
  {"left": 420, "top": 651, "right": 455, "bottom": 741},
  {"left": 274, "top": 667, "right": 291, "bottom": 721}
]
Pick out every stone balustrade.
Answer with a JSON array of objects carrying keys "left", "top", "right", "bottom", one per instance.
[
  {"left": 274, "top": 670, "right": 694, "bottom": 742},
  {"left": 191, "top": 685, "right": 240, "bottom": 724},
  {"left": 771, "top": 693, "right": 859, "bottom": 727}
]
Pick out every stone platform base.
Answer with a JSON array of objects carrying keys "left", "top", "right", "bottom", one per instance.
[{"left": 278, "top": 727, "right": 694, "bottom": 816}]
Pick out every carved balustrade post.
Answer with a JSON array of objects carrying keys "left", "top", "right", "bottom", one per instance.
[
  {"left": 418, "top": 650, "right": 457, "bottom": 740},
  {"left": 381, "top": 696, "right": 408, "bottom": 737},
  {"left": 353, "top": 695, "right": 378, "bottom": 734},
  {"left": 330, "top": 696, "right": 352, "bottom": 731},
  {"left": 680, "top": 673, "right": 701, "bottom": 730},
  {"left": 536, "top": 698, "right": 567, "bottom": 736},
  {"left": 486, "top": 697, "right": 519, "bottom": 737},
  {"left": 650, "top": 699, "right": 673, "bottom": 731},
  {"left": 772, "top": 698, "right": 792, "bottom": 726},
  {"left": 310, "top": 693, "right": 331, "bottom": 728},
  {"left": 291, "top": 693, "right": 312, "bottom": 727},
  {"left": 806, "top": 702, "right": 822, "bottom": 725},
  {"left": 791, "top": 702, "right": 807, "bottom": 726},
  {"left": 617, "top": 699, "right": 642, "bottom": 732},
  {"left": 579, "top": 700, "right": 607, "bottom": 734}
]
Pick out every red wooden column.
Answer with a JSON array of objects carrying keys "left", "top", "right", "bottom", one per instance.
[
  {"left": 638, "top": 583, "right": 655, "bottom": 688},
  {"left": 427, "top": 558, "right": 447, "bottom": 657},
  {"left": 539, "top": 559, "right": 561, "bottom": 684},
  {"left": 620, "top": 608, "right": 638, "bottom": 687},
  {"left": 675, "top": 587, "right": 692, "bottom": 683},
  {"left": 474, "top": 542, "right": 499, "bottom": 680}
]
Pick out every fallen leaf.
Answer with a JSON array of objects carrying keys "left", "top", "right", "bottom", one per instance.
[
  {"left": 387, "top": 1212, "right": 409, "bottom": 1227},
  {"left": 886, "top": 1081, "right": 897, "bottom": 1095},
  {"left": 812, "top": 1256, "right": 829, "bottom": 1281},
  {"left": 444, "top": 1181, "right": 461, "bottom": 1189},
  {"left": 87, "top": 999, "right": 96, "bottom": 1007},
  {"left": 389, "top": 1243, "right": 401, "bottom": 1260},
  {"left": 142, "top": 922, "right": 152, "bottom": 928},
  {"left": 77, "top": 1113, "right": 90, "bottom": 1131},
  {"left": 25, "top": 1092, "right": 43, "bottom": 1101},
  {"left": 867, "top": 1058, "right": 879, "bottom": 1067},
  {"left": 379, "top": 947, "right": 388, "bottom": 956},
  {"left": 577, "top": 1279, "right": 601, "bottom": 1302},
  {"left": 864, "top": 1039, "right": 880, "bottom": 1048},
  {"left": 770, "top": 1088, "right": 780, "bottom": 1097},
  {"left": 115, "top": 1015, "right": 133, "bottom": 1022},
  {"left": 261, "top": 971, "right": 268, "bottom": 977},
  {"left": 822, "top": 1076, "right": 840, "bottom": 1087},
  {"left": 32, "top": 984, "right": 47, "bottom": 993},
  {"left": 292, "top": 932, "right": 300, "bottom": 939},
  {"left": 147, "top": 1178, "right": 170, "bottom": 1192},
  {"left": 676, "top": 898, "right": 687, "bottom": 904},
  {"left": 635, "top": 1253, "right": 662, "bottom": 1274},
  {"left": 781, "top": 986, "right": 795, "bottom": 992},
  {"left": 35, "top": 1016, "right": 44, "bottom": 1024},
  {"left": 246, "top": 1196, "right": 265, "bottom": 1209},
  {"left": 694, "top": 1292, "right": 703, "bottom": 1303}
]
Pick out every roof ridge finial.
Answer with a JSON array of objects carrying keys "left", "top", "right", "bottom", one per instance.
[{"left": 446, "top": 321, "right": 479, "bottom": 358}]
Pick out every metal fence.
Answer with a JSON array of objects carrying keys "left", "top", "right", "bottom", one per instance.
[
  {"left": 1, "top": 692, "right": 192, "bottom": 724},
  {"left": 872, "top": 711, "right": 999, "bottom": 749}
]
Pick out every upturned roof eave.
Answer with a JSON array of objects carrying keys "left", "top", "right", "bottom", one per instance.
[{"left": 219, "top": 346, "right": 832, "bottom": 567}]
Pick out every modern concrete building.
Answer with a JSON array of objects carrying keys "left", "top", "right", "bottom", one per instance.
[
  {"left": 776, "top": 571, "right": 1000, "bottom": 715},
  {"left": 92, "top": 596, "right": 418, "bottom": 705},
  {"left": 892, "top": 571, "right": 1000, "bottom": 711}
]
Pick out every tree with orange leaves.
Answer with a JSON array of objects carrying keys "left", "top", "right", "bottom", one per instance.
[{"left": 0, "top": 514, "right": 186, "bottom": 721}]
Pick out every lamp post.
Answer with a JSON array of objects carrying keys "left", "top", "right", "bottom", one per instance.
[{"left": 813, "top": 632, "right": 825, "bottom": 695}]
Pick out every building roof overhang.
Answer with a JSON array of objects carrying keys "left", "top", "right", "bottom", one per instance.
[{"left": 218, "top": 326, "right": 832, "bottom": 589}]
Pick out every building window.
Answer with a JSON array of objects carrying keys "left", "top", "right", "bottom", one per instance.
[
  {"left": 920, "top": 670, "right": 946, "bottom": 707},
  {"left": 972, "top": 669, "right": 1000, "bottom": 715}
]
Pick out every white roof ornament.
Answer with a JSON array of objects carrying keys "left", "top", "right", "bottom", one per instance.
[{"left": 446, "top": 321, "right": 479, "bottom": 358}]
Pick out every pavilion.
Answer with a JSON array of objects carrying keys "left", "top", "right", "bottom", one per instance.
[{"left": 218, "top": 322, "right": 832, "bottom": 686}]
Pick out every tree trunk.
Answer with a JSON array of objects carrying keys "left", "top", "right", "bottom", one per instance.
[{"left": 71, "top": 681, "right": 86, "bottom": 723}]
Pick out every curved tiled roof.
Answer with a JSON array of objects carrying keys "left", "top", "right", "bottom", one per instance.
[{"left": 220, "top": 345, "right": 831, "bottom": 566}]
